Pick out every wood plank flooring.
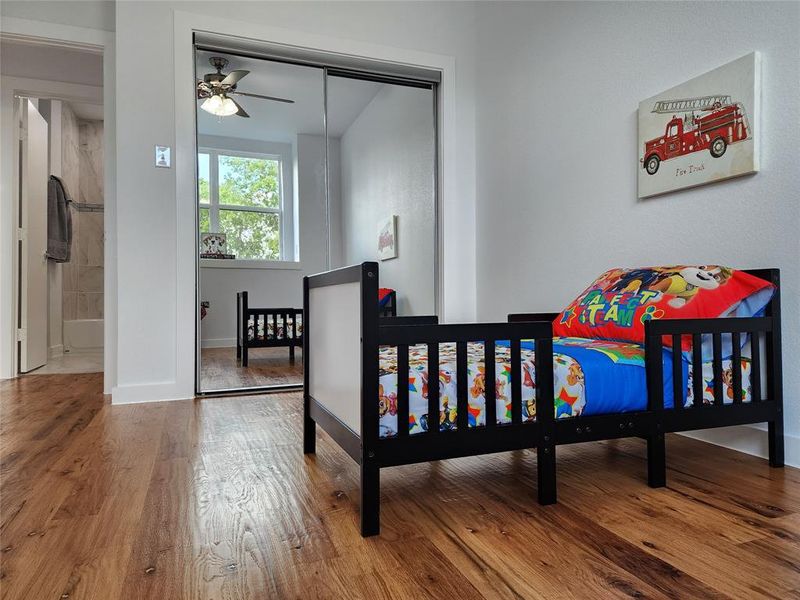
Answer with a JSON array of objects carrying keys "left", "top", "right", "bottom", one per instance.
[
  {"left": 1, "top": 373, "right": 798, "bottom": 599},
  {"left": 200, "top": 347, "right": 302, "bottom": 391}
]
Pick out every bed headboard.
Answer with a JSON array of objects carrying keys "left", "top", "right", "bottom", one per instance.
[{"left": 303, "top": 263, "right": 379, "bottom": 446}]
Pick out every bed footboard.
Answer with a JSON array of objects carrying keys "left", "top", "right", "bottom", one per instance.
[
  {"left": 640, "top": 268, "right": 782, "bottom": 485},
  {"left": 237, "top": 291, "right": 303, "bottom": 366},
  {"left": 304, "top": 262, "right": 555, "bottom": 536}
]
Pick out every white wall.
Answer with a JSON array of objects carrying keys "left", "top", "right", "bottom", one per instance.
[
  {"left": 112, "top": 1, "right": 477, "bottom": 401},
  {"left": 338, "top": 84, "right": 436, "bottom": 316},
  {"left": 199, "top": 134, "right": 333, "bottom": 347},
  {"left": 475, "top": 1, "right": 800, "bottom": 464},
  {"left": 0, "top": 1, "right": 114, "bottom": 32}
]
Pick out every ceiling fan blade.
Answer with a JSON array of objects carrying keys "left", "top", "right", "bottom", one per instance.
[
  {"left": 232, "top": 91, "right": 295, "bottom": 104},
  {"left": 221, "top": 69, "right": 249, "bottom": 86},
  {"left": 230, "top": 97, "right": 250, "bottom": 118},
  {"left": 196, "top": 81, "right": 212, "bottom": 98}
]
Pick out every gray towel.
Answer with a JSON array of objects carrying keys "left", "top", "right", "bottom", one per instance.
[{"left": 47, "top": 175, "right": 72, "bottom": 262}]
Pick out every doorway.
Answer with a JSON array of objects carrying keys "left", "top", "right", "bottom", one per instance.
[
  {"left": 193, "top": 40, "right": 440, "bottom": 394},
  {"left": 2, "top": 39, "right": 105, "bottom": 376}
]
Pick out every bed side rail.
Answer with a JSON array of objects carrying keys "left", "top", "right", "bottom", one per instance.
[
  {"left": 378, "top": 320, "right": 555, "bottom": 443},
  {"left": 247, "top": 307, "right": 303, "bottom": 341},
  {"left": 508, "top": 312, "right": 560, "bottom": 323},
  {"left": 644, "top": 316, "right": 777, "bottom": 415},
  {"left": 379, "top": 315, "right": 438, "bottom": 326}
]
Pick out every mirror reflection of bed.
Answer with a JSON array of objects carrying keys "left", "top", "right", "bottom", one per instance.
[{"left": 195, "top": 42, "right": 438, "bottom": 393}]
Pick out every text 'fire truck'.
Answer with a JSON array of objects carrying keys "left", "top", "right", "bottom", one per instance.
[{"left": 641, "top": 94, "right": 749, "bottom": 175}]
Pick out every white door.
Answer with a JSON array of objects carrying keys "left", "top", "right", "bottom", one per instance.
[{"left": 19, "top": 99, "right": 49, "bottom": 373}]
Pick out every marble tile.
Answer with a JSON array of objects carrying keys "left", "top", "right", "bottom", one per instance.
[
  {"left": 87, "top": 293, "right": 104, "bottom": 319},
  {"left": 81, "top": 213, "right": 104, "bottom": 267},
  {"left": 76, "top": 293, "right": 89, "bottom": 319},
  {"left": 63, "top": 292, "right": 77, "bottom": 321},
  {"left": 88, "top": 234, "right": 104, "bottom": 267},
  {"left": 75, "top": 223, "right": 89, "bottom": 267},
  {"left": 78, "top": 120, "right": 103, "bottom": 205},
  {"left": 60, "top": 104, "right": 80, "bottom": 200},
  {"left": 77, "top": 266, "right": 103, "bottom": 293},
  {"left": 62, "top": 262, "right": 78, "bottom": 292}
]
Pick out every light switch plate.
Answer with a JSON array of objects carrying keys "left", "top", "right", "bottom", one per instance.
[{"left": 155, "top": 145, "right": 171, "bottom": 168}]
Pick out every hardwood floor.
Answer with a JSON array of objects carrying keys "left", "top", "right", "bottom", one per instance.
[
  {"left": 200, "top": 347, "right": 302, "bottom": 391},
  {"left": 1, "top": 373, "right": 798, "bottom": 599}
]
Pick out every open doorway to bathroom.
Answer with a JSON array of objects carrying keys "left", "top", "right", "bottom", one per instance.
[{"left": 1, "top": 39, "right": 105, "bottom": 375}]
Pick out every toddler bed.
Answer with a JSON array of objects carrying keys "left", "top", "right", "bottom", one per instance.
[
  {"left": 236, "top": 291, "right": 302, "bottom": 366},
  {"left": 303, "top": 263, "right": 783, "bottom": 536}
]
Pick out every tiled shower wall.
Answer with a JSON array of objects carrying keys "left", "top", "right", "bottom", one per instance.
[{"left": 62, "top": 103, "right": 104, "bottom": 321}]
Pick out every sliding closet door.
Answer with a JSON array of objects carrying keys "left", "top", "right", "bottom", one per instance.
[
  {"left": 325, "top": 72, "right": 437, "bottom": 316},
  {"left": 195, "top": 47, "right": 324, "bottom": 393}
]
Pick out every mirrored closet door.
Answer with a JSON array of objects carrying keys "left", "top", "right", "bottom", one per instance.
[
  {"left": 194, "top": 40, "right": 439, "bottom": 394},
  {"left": 196, "top": 49, "right": 324, "bottom": 393},
  {"left": 326, "top": 72, "right": 437, "bottom": 317}
]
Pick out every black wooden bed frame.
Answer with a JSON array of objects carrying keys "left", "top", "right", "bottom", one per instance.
[
  {"left": 236, "top": 291, "right": 302, "bottom": 367},
  {"left": 303, "top": 263, "right": 783, "bottom": 537}
]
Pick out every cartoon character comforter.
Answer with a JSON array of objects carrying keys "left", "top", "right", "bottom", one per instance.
[{"left": 378, "top": 337, "right": 752, "bottom": 438}]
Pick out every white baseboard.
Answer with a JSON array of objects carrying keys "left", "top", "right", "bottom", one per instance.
[
  {"left": 49, "top": 344, "right": 64, "bottom": 358},
  {"left": 111, "top": 381, "right": 193, "bottom": 404},
  {"left": 679, "top": 424, "right": 799, "bottom": 468},
  {"left": 201, "top": 337, "right": 236, "bottom": 349}
]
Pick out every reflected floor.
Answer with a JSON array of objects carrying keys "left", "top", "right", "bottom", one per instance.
[
  {"left": 200, "top": 347, "right": 303, "bottom": 392},
  {"left": 27, "top": 350, "right": 104, "bottom": 375}
]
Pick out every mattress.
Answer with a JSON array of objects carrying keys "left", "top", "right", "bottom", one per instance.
[{"left": 378, "top": 337, "right": 752, "bottom": 438}]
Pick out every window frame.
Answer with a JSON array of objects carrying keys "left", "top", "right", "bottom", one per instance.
[{"left": 198, "top": 143, "right": 297, "bottom": 267}]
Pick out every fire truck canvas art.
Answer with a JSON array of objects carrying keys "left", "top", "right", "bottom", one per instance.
[{"left": 638, "top": 52, "right": 760, "bottom": 199}]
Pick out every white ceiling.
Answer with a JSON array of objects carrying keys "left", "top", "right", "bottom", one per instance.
[{"left": 196, "top": 49, "right": 382, "bottom": 143}]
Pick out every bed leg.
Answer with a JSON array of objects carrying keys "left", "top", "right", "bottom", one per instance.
[
  {"left": 769, "top": 419, "right": 784, "bottom": 468},
  {"left": 236, "top": 340, "right": 241, "bottom": 360},
  {"left": 289, "top": 345, "right": 295, "bottom": 363},
  {"left": 537, "top": 443, "right": 557, "bottom": 505},
  {"left": 242, "top": 346, "right": 248, "bottom": 367},
  {"left": 360, "top": 461, "right": 380, "bottom": 536},
  {"left": 303, "top": 398, "right": 316, "bottom": 455},
  {"left": 647, "top": 433, "right": 666, "bottom": 487}
]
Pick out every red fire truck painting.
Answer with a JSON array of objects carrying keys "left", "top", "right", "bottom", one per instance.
[{"left": 641, "top": 94, "right": 749, "bottom": 175}]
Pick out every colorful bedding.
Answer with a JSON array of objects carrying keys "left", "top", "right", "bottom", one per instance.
[
  {"left": 378, "top": 337, "right": 752, "bottom": 438},
  {"left": 247, "top": 315, "right": 303, "bottom": 342},
  {"left": 553, "top": 266, "right": 774, "bottom": 352}
]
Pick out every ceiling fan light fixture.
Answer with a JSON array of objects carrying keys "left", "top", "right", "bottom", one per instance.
[{"left": 200, "top": 94, "right": 238, "bottom": 117}]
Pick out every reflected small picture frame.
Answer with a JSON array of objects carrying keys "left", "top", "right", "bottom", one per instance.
[
  {"left": 200, "top": 232, "right": 227, "bottom": 256},
  {"left": 377, "top": 215, "right": 397, "bottom": 261}
]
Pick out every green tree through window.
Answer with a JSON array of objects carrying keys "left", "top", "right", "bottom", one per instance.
[{"left": 198, "top": 152, "right": 284, "bottom": 260}]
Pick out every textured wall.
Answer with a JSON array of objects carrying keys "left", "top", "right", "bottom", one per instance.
[
  {"left": 339, "top": 84, "right": 436, "bottom": 316},
  {"left": 475, "top": 1, "right": 800, "bottom": 463}
]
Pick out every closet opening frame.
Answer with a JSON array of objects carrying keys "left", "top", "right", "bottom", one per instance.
[{"left": 192, "top": 37, "right": 443, "bottom": 396}]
